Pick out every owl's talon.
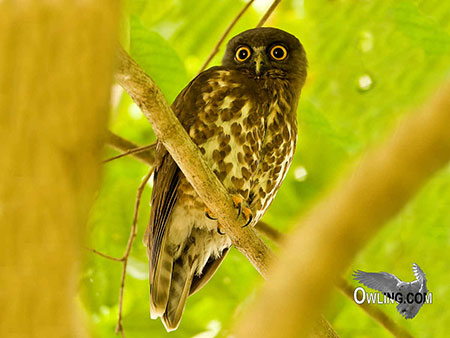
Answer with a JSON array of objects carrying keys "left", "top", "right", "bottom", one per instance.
[
  {"left": 205, "top": 208, "right": 217, "bottom": 221},
  {"left": 217, "top": 225, "right": 225, "bottom": 235},
  {"left": 241, "top": 207, "right": 253, "bottom": 228},
  {"left": 242, "top": 213, "right": 253, "bottom": 228}
]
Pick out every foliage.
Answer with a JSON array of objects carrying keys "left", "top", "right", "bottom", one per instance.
[{"left": 80, "top": 0, "right": 450, "bottom": 337}]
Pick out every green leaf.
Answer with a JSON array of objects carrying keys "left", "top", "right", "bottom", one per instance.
[{"left": 129, "top": 16, "right": 188, "bottom": 103}]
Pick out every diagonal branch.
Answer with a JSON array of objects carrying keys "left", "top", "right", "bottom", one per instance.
[{"left": 86, "top": 247, "right": 123, "bottom": 262}]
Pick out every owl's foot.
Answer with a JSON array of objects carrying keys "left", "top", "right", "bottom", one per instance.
[
  {"left": 232, "top": 194, "right": 253, "bottom": 227},
  {"left": 208, "top": 195, "right": 253, "bottom": 233},
  {"left": 205, "top": 207, "right": 217, "bottom": 221}
]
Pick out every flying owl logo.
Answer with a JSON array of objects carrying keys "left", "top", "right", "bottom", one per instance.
[{"left": 354, "top": 263, "right": 429, "bottom": 319}]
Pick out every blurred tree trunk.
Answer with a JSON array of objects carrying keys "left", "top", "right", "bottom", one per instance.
[{"left": 0, "top": 1, "right": 119, "bottom": 337}]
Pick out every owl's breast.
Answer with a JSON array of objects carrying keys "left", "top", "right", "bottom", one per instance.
[
  {"left": 188, "top": 87, "right": 265, "bottom": 201},
  {"left": 249, "top": 85, "right": 298, "bottom": 222},
  {"left": 180, "top": 69, "right": 297, "bottom": 225}
]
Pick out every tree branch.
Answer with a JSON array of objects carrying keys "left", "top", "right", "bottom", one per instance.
[
  {"left": 0, "top": 1, "right": 119, "bottom": 337},
  {"left": 234, "top": 83, "right": 450, "bottom": 337},
  {"left": 87, "top": 168, "right": 153, "bottom": 338}
]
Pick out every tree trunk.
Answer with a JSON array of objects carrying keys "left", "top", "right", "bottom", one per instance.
[{"left": 0, "top": 1, "right": 119, "bottom": 337}]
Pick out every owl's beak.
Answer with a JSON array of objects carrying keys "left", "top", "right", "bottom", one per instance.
[{"left": 253, "top": 52, "right": 265, "bottom": 76}]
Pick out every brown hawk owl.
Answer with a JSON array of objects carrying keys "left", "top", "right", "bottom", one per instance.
[{"left": 145, "top": 27, "right": 307, "bottom": 331}]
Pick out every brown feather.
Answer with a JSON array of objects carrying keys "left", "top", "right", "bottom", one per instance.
[{"left": 189, "top": 248, "right": 229, "bottom": 296}]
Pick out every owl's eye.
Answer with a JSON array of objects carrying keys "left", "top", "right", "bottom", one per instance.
[
  {"left": 270, "top": 45, "right": 288, "bottom": 61},
  {"left": 235, "top": 46, "right": 251, "bottom": 62}
]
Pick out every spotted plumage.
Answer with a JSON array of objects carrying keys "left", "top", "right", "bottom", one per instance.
[{"left": 145, "top": 27, "right": 307, "bottom": 331}]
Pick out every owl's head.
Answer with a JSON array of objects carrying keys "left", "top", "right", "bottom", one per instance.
[{"left": 222, "top": 27, "right": 307, "bottom": 85}]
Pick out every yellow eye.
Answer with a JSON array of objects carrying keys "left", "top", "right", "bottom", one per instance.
[
  {"left": 235, "top": 46, "right": 251, "bottom": 62},
  {"left": 270, "top": 45, "right": 288, "bottom": 60}
]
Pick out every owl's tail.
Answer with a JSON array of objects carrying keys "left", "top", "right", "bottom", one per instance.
[
  {"left": 149, "top": 236, "right": 172, "bottom": 320},
  {"left": 161, "top": 257, "right": 194, "bottom": 331},
  {"left": 149, "top": 240, "right": 195, "bottom": 332}
]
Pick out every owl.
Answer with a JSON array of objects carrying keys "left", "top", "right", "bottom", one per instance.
[{"left": 144, "top": 27, "right": 307, "bottom": 331}]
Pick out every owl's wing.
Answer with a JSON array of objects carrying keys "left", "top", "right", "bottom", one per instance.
[
  {"left": 145, "top": 66, "right": 206, "bottom": 250},
  {"left": 353, "top": 270, "right": 401, "bottom": 295},
  {"left": 145, "top": 78, "right": 195, "bottom": 319},
  {"left": 146, "top": 143, "right": 180, "bottom": 318},
  {"left": 146, "top": 68, "right": 229, "bottom": 327}
]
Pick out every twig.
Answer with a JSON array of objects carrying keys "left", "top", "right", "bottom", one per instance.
[
  {"left": 198, "top": 0, "right": 255, "bottom": 73},
  {"left": 85, "top": 247, "right": 123, "bottom": 262},
  {"left": 87, "top": 168, "right": 153, "bottom": 337},
  {"left": 106, "top": 131, "right": 155, "bottom": 166},
  {"left": 103, "top": 142, "right": 156, "bottom": 164},
  {"left": 256, "top": 0, "right": 283, "bottom": 28},
  {"left": 115, "top": 168, "right": 154, "bottom": 336},
  {"left": 114, "top": 46, "right": 337, "bottom": 338}
]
